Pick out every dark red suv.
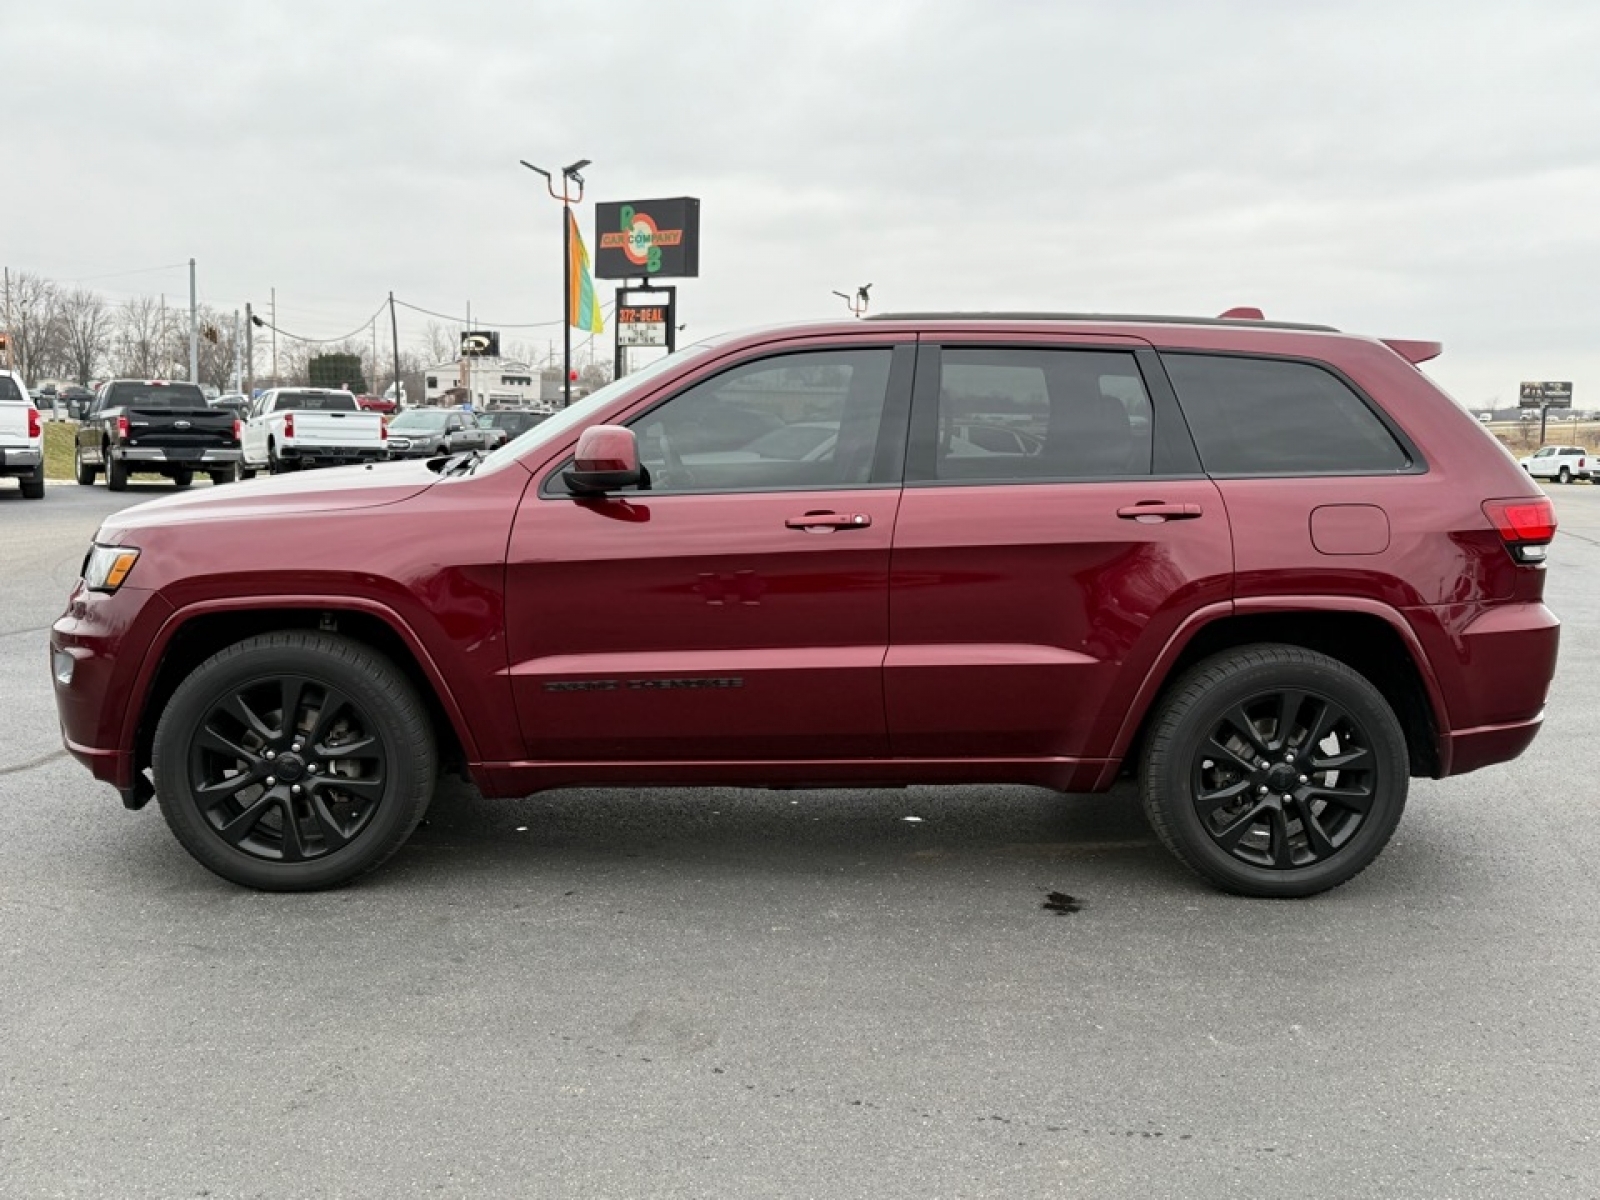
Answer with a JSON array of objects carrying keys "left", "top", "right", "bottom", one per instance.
[{"left": 50, "top": 312, "right": 1560, "bottom": 896}]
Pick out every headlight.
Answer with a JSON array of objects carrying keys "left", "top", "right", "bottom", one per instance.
[{"left": 82, "top": 544, "right": 141, "bottom": 593}]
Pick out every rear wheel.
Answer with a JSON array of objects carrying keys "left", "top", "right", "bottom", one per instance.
[
  {"left": 152, "top": 632, "right": 438, "bottom": 891},
  {"left": 1559, "top": 466, "right": 1571, "bottom": 484},
  {"left": 209, "top": 463, "right": 238, "bottom": 486},
  {"left": 1140, "top": 645, "right": 1408, "bottom": 898},
  {"left": 19, "top": 465, "right": 45, "bottom": 499},
  {"left": 74, "top": 444, "right": 97, "bottom": 485},
  {"left": 106, "top": 452, "right": 129, "bottom": 492},
  {"left": 171, "top": 469, "right": 194, "bottom": 488},
  {"left": 239, "top": 465, "right": 258, "bottom": 480}
]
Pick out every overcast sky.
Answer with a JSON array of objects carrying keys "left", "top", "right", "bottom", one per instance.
[{"left": 7, "top": 0, "right": 1600, "bottom": 406}]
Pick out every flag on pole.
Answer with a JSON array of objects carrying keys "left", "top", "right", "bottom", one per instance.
[{"left": 567, "top": 209, "right": 604, "bottom": 334}]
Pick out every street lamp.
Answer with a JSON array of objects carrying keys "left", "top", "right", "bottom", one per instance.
[
  {"left": 832, "top": 283, "right": 872, "bottom": 318},
  {"left": 521, "top": 157, "right": 590, "bottom": 407}
]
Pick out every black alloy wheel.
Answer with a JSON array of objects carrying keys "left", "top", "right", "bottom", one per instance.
[
  {"left": 1141, "top": 645, "right": 1408, "bottom": 897},
  {"left": 152, "top": 632, "right": 437, "bottom": 890}
]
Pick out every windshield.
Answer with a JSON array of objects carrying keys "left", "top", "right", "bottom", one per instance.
[
  {"left": 106, "top": 382, "right": 207, "bottom": 408},
  {"left": 389, "top": 410, "right": 449, "bottom": 432},
  {"left": 475, "top": 341, "right": 722, "bottom": 474}
]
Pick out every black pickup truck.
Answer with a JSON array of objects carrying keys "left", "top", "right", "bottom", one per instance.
[{"left": 75, "top": 380, "right": 243, "bottom": 490}]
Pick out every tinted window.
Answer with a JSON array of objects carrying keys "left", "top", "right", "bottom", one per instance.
[
  {"left": 1164, "top": 354, "right": 1410, "bottom": 475},
  {"left": 272, "top": 391, "right": 358, "bottom": 412},
  {"left": 105, "top": 382, "right": 207, "bottom": 409},
  {"left": 630, "top": 347, "right": 893, "bottom": 492},
  {"left": 930, "top": 348, "right": 1153, "bottom": 482},
  {"left": 0, "top": 376, "right": 21, "bottom": 402}
]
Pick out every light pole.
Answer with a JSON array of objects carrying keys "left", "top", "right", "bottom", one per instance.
[{"left": 520, "top": 157, "right": 590, "bottom": 407}]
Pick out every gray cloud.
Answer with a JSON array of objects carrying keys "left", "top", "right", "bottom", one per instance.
[{"left": 6, "top": 0, "right": 1600, "bottom": 403}]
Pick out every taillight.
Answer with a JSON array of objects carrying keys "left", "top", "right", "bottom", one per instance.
[
  {"left": 1483, "top": 497, "right": 1557, "bottom": 563},
  {"left": 27, "top": 407, "right": 41, "bottom": 438},
  {"left": 283, "top": 412, "right": 295, "bottom": 438},
  {"left": 379, "top": 421, "right": 388, "bottom": 441},
  {"left": 232, "top": 419, "right": 242, "bottom": 443},
  {"left": 117, "top": 414, "right": 129, "bottom": 439}
]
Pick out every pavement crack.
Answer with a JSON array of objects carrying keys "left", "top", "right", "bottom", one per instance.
[
  {"left": 0, "top": 625, "right": 53, "bottom": 640},
  {"left": 0, "top": 749, "right": 69, "bottom": 778}
]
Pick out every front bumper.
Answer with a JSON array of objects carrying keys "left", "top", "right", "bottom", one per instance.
[
  {"left": 280, "top": 445, "right": 389, "bottom": 465},
  {"left": 51, "top": 584, "right": 175, "bottom": 795}
]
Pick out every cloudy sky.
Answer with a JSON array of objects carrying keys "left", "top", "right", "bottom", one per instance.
[{"left": 7, "top": 0, "right": 1600, "bottom": 406}]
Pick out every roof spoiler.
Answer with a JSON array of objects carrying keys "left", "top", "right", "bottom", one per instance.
[{"left": 1381, "top": 338, "right": 1443, "bottom": 365}]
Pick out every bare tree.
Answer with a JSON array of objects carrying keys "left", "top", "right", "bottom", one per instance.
[
  {"left": 4, "top": 272, "right": 62, "bottom": 384},
  {"left": 58, "top": 288, "right": 113, "bottom": 384},
  {"left": 115, "top": 295, "right": 166, "bottom": 378},
  {"left": 420, "top": 320, "right": 460, "bottom": 367}
]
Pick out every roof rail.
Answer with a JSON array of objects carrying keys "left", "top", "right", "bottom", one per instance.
[{"left": 862, "top": 311, "right": 1339, "bottom": 332}]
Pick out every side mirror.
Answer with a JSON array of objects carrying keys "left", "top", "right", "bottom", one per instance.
[{"left": 564, "top": 424, "right": 642, "bottom": 495}]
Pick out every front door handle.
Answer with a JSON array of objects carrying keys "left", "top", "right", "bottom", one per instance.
[
  {"left": 786, "top": 511, "right": 873, "bottom": 531},
  {"left": 1117, "top": 502, "right": 1202, "bottom": 523}
]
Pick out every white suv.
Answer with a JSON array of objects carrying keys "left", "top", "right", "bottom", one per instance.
[
  {"left": 0, "top": 369, "right": 46, "bottom": 499},
  {"left": 1519, "top": 445, "right": 1593, "bottom": 484}
]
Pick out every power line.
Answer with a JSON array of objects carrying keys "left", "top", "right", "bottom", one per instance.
[
  {"left": 250, "top": 299, "right": 390, "bottom": 345},
  {"left": 57, "top": 261, "right": 192, "bottom": 284},
  {"left": 392, "top": 296, "right": 617, "bottom": 329}
]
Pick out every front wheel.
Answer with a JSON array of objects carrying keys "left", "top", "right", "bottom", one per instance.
[
  {"left": 1140, "top": 645, "right": 1408, "bottom": 898},
  {"left": 152, "top": 631, "right": 438, "bottom": 891}
]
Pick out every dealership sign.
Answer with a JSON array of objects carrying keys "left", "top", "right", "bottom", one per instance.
[
  {"left": 595, "top": 198, "right": 701, "bottom": 279},
  {"left": 1520, "top": 381, "right": 1573, "bottom": 407},
  {"left": 617, "top": 302, "right": 672, "bottom": 347}
]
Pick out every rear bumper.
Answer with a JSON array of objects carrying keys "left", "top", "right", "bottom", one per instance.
[
  {"left": 280, "top": 445, "right": 389, "bottom": 465},
  {"left": 1420, "top": 600, "right": 1560, "bottom": 777},
  {"left": 0, "top": 446, "right": 43, "bottom": 470},
  {"left": 115, "top": 446, "right": 241, "bottom": 465}
]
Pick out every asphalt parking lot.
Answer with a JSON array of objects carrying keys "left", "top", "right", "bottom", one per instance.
[{"left": 2, "top": 477, "right": 1597, "bottom": 1199}]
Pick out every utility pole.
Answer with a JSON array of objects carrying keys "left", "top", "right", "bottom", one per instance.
[
  {"left": 232, "top": 309, "right": 242, "bottom": 392},
  {"left": 270, "top": 286, "right": 277, "bottom": 385},
  {"left": 3, "top": 266, "right": 11, "bottom": 369},
  {"left": 244, "top": 302, "right": 254, "bottom": 398},
  {"left": 389, "top": 292, "right": 401, "bottom": 408},
  {"left": 188, "top": 257, "right": 198, "bottom": 384}
]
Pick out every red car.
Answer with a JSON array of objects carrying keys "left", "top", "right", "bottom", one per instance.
[
  {"left": 354, "top": 394, "right": 397, "bottom": 415},
  {"left": 50, "top": 312, "right": 1560, "bottom": 895}
]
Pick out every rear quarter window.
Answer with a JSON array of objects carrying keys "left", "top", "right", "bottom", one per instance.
[{"left": 1163, "top": 353, "right": 1412, "bottom": 475}]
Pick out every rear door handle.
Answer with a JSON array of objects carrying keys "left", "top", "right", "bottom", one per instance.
[
  {"left": 786, "top": 511, "right": 873, "bottom": 531},
  {"left": 1117, "top": 502, "right": 1202, "bottom": 522}
]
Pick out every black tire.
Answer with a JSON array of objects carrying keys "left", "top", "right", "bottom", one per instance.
[
  {"left": 239, "top": 465, "right": 258, "bottom": 480},
  {"left": 74, "top": 443, "right": 97, "bottom": 485},
  {"left": 267, "top": 440, "right": 287, "bottom": 475},
  {"left": 151, "top": 631, "right": 438, "bottom": 891},
  {"left": 171, "top": 469, "right": 194, "bottom": 489},
  {"left": 19, "top": 465, "right": 45, "bottom": 499},
  {"left": 1558, "top": 467, "right": 1571, "bottom": 484},
  {"left": 1140, "top": 644, "right": 1408, "bottom": 898},
  {"left": 209, "top": 464, "right": 238, "bottom": 486},
  {"left": 106, "top": 452, "right": 129, "bottom": 492}
]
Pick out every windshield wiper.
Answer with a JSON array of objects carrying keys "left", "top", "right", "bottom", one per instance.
[{"left": 440, "top": 449, "right": 485, "bottom": 477}]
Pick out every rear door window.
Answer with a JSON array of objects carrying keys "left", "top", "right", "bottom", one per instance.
[{"left": 1163, "top": 353, "right": 1412, "bottom": 475}]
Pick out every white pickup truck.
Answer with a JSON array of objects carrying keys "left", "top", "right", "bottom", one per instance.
[
  {"left": 240, "top": 388, "right": 389, "bottom": 475},
  {"left": 1519, "top": 444, "right": 1593, "bottom": 485},
  {"left": 0, "top": 369, "right": 46, "bottom": 499}
]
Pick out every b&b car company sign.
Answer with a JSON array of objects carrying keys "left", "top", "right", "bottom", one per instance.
[{"left": 595, "top": 198, "right": 701, "bottom": 279}]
